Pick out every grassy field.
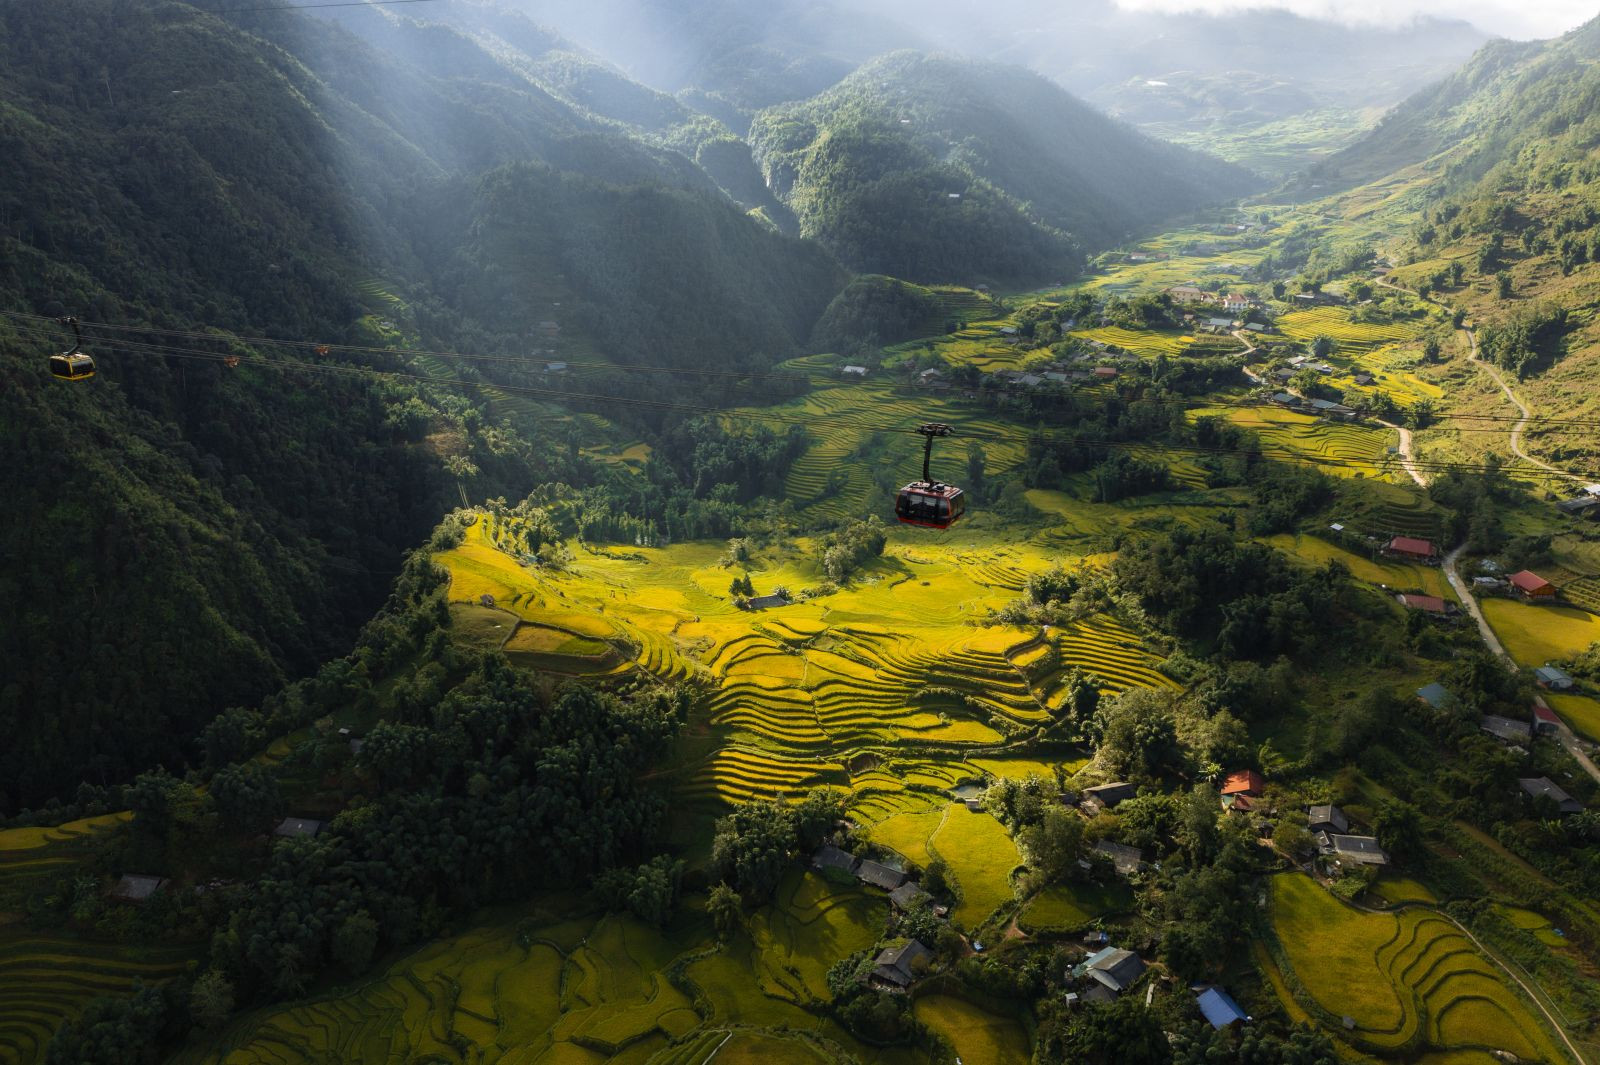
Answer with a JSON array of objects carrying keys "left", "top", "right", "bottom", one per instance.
[
  {"left": 1267, "top": 534, "right": 1455, "bottom": 600},
  {"left": 1266, "top": 873, "right": 1567, "bottom": 1062},
  {"left": 1018, "top": 881, "right": 1131, "bottom": 932},
  {"left": 1480, "top": 599, "right": 1600, "bottom": 668}
]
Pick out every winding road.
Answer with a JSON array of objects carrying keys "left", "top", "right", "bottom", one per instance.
[{"left": 1372, "top": 276, "right": 1600, "bottom": 789}]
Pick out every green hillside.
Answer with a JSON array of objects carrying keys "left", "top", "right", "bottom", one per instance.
[{"left": 749, "top": 52, "right": 1261, "bottom": 286}]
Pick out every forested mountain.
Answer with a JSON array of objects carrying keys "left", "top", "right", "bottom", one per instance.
[
  {"left": 748, "top": 53, "right": 1259, "bottom": 286},
  {"left": 0, "top": 0, "right": 845, "bottom": 810}
]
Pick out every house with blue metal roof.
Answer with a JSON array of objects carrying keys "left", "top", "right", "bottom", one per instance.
[{"left": 1197, "top": 986, "right": 1249, "bottom": 1029}]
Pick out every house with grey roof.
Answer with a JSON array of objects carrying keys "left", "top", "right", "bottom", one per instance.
[
  {"left": 1078, "top": 946, "right": 1146, "bottom": 994},
  {"left": 889, "top": 881, "right": 931, "bottom": 911},
  {"left": 274, "top": 817, "right": 324, "bottom": 839},
  {"left": 1083, "top": 782, "right": 1138, "bottom": 810},
  {"left": 1480, "top": 715, "right": 1533, "bottom": 744},
  {"left": 1094, "top": 840, "right": 1145, "bottom": 876},
  {"left": 871, "top": 939, "right": 932, "bottom": 989},
  {"left": 1316, "top": 833, "right": 1389, "bottom": 866},
  {"left": 1520, "top": 777, "right": 1583, "bottom": 815},
  {"left": 855, "top": 859, "right": 908, "bottom": 891},
  {"left": 812, "top": 844, "right": 860, "bottom": 877},
  {"left": 111, "top": 874, "right": 167, "bottom": 903},
  {"left": 1308, "top": 804, "right": 1349, "bottom": 835},
  {"left": 1535, "top": 666, "right": 1575, "bottom": 691}
]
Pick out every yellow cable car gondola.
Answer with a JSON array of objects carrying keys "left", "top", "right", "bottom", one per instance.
[{"left": 48, "top": 316, "right": 95, "bottom": 381}]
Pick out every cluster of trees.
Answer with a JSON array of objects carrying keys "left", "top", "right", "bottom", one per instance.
[
  {"left": 1477, "top": 302, "right": 1569, "bottom": 377},
  {"left": 709, "top": 790, "right": 842, "bottom": 903},
  {"left": 819, "top": 517, "right": 888, "bottom": 581},
  {"left": 1114, "top": 526, "right": 1350, "bottom": 660}
]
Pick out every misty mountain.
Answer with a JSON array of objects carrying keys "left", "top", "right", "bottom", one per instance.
[
  {"left": 1294, "top": 16, "right": 1600, "bottom": 199},
  {"left": 0, "top": 0, "right": 845, "bottom": 807},
  {"left": 748, "top": 52, "right": 1260, "bottom": 286}
]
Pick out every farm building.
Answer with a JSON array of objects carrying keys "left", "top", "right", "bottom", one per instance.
[
  {"left": 840, "top": 365, "right": 867, "bottom": 377},
  {"left": 1533, "top": 702, "right": 1562, "bottom": 735},
  {"left": 812, "top": 844, "right": 860, "bottom": 876},
  {"left": 855, "top": 859, "right": 908, "bottom": 891},
  {"left": 1308, "top": 804, "right": 1348, "bottom": 834},
  {"left": 1094, "top": 840, "right": 1145, "bottom": 876},
  {"left": 1079, "top": 947, "right": 1146, "bottom": 995},
  {"left": 1397, "top": 593, "right": 1450, "bottom": 615},
  {"left": 888, "top": 882, "right": 931, "bottom": 911},
  {"left": 917, "top": 368, "right": 946, "bottom": 386},
  {"left": 1509, "top": 570, "right": 1556, "bottom": 599},
  {"left": 110, "top": 874, "right": 166, "bottom": 903},
  {"left": 870, "top": 940, "right": 932, "bottom": 989},
  {"left": 1535, "top": 666, "right": 1575, "bottom": 691},
  {"left": 1385, "top": 537, "right": 1438, "bottom": 562},
  {"left": 1520, "top": 777, "right": 1583, "bottom": 815},
  {"left": 1083, "top": 781, "right": 1138, "bottom": 809},
  {"left": 742, "top": 593, "right": 789, "bottom": 611},
  {"left": 1166, "top": 286, "right": 1208, "bottom": 303},
  {"left": 1197, "top": 987, "right": 1249, "bottom": 1029},
  {"left": 542, "top": 360, "right": 568, "bottom": 373},
  {"left": 1416, "top": 683, "right": 1454, "bottom": 709},
  {"left": 1556, "top": 495, "right": 1600, "bottom": 519},
  {"left": 274, "top": 817, "right": 323, "bottom": 838},
  {"left": 1352, "top": 373, "right": 1376, "bottom": 386},
  {"left": 1092, "top": 366, "right": 1119, "bottom": 379},
  {"left": 1316, "top": 833, "right": 1389, "bottom": 866},
  {"left": 1480, "top": 715, "right": 1532, "bottom": 744}
]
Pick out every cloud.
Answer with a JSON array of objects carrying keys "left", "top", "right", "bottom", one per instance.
[{"left": 1111, "top": 0, "right": 1596, "bottom": 39}]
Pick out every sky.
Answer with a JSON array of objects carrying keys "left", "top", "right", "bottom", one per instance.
[{"left": 1113, "top": 0, "right": 1597, "bottom": 39}]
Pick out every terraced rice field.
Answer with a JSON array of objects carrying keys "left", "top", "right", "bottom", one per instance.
[
  {"left": 913, "top": 996, "right": 1029, "bottom": 1065},
  {"left": 1267, "top": 873, "right": 1567, "bottom": 1062},
  {"left": 1480, "top": 599, "right": 1600, "bottom": 668},
  {"left": 1018, "top": 882, "right": 1131, "bottom": 932},
  {"left": 1275, "top": 307, "right": 1423, "bottom": 354},
  {"left": 0, "top": 935, "right": 194, "bottom": 1065},
  {"left": 1198, "top": 406, "right": 1401, "bottom": 480},
  {"left": 1070, "top": 326, "right": 1196, "bottom": 358}
]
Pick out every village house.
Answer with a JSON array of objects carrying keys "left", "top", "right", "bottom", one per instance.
[
  {"left": 274, "top": 817, "right": 323, "bottom": 839},
  {"left": 1556, "top": 495, "right": 1600, "bottom": 520},
  {"left": 1416, "top": 682, "right": 1453, "bottom": 709},
  {"left": 1092, "top": 366, "right": 1118, "bottom": 380},
  {"left": 855, "top": 859, "right": 908, "bottom": 891},
  {"left": 1220, "top": 769, "right": 1265, "bottom": 813},
  {"left": 840, "top": 364, "right": 868, "bottom": 377},
  {"left": 1520, "top": 777, "right": 1583, "bottom": 815},
  {"left": 889, "top": 881, "right": 931, "bottom": 911},
  {"left": 1083, "top": 781, "right": 1138, "bottom": 810},
  {"left": 1166, "top": 285, "right": 1208, "bottom": 303},
  {"left": 1352, "top": 373, "right": 1376, "bottom": 386},
  {"left": 1077, "top": 946, "right": 1146, "bottom": 996},
  {"left": 542, "top": 360, "right": 568, "bottom": 374},
  {"left": 1533, "top": 701, "right": 1563, "bottom": 735},
  {"left": 1308, "top": 804, "right": 1349, "bottom": 835},
  {"left": 1510, "top": 570, "right": 1556, "bottom": 600},
  {"left": 741, "top": 592, "right": 789, "bottom": 611},
  {"left": 1385, "top": 536, "right": 1438, "bottom": 562},
  {"left": 870, "top": 939, "right": 932, "bottom": 990},
  {"left": 1197, "top": 987, "right": 1249, "bottom": 1030},
  {"left": 111, "top": 874, "right": 166, "bottom": 903},
  {"left": 1093, "top": 840, "right": 1145, "bottom": 876},
  {"left": 1481, "top": 715, "right": 1533, "bottom": 744},
  {"left": 1536, "top": 665, "right": 1575, "bottom": 691},
  {"left": 812, "top": 844, "right": 860, "bottom": 877},
  {"left": 1397, "top": 593, "right": 1450, "bottom": 616},
  {"left": 1317, "top": 833, "right": 1389, "bottom": 866}
]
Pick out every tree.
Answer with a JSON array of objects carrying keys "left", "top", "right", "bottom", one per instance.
[
  {"left": 596, "top": 855, "right": 683, "bottom": 926},
  {"left": 1018, "top": 806, "right": 1087, "bottom": 885},
  {"left": 1273, "top": 815, "right": 1314, "bottom": 858},
  {"left": 1038, "top": 995, "right": 1169, "bottom": 1064},
  {"left": 1497, "top": 271, "right": 1514, "bottom": 299},
  {"left": 1373, "top": 799, "right": 1425, "bottom": 862},
  {"left": 711, "top": 800, "right": 796, "bottom": 901},
  {"left": 190, "top": 969, "right": 235, "bottom": 1029},
  {"left": 1097, "top": 689, "right": 1183, "bottom": 783},
  {"left": 707, "top": 883, "right": 742, "bottom": 940},
  {"left": 209, "top": 762, "right": 281, "bottom": 833},
  {"left": 1311, "top": 335, "right": 1337, "bottom": 359},
  {"left": 333, "top": 910, "right": 380, "bottom": 975}
]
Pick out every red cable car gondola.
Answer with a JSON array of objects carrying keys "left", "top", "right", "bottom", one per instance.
[{"left": 895, "top": 422, "right": 966, "bottom": 530}]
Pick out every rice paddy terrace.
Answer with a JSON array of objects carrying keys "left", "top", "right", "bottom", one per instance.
[
  {"left": 1262, "top": 873, "right": 1570, "bottom": 1064},
  {"left": 0, "top": 814, "right": 195, "bottom": 1065},
  {"left": 173, "top": 872, "right": 926, "bottom": 1065},
  {"left": 438, "top": 518, "right": 1176, "bottom": 826}
]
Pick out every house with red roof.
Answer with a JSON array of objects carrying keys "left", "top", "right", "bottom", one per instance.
[
  {"left": 1397, "top": 593, "right": 1450, "bottom": 615},
  {"left": 1385, "top": 536, "right": 1438, "bottom": 562},
  {"left": 1509, "top": 570, "right": 1556, "bottom": 600},
  {"left": 1532, "top": 701, "right": 1562, "bottom": 736},
  {"left": 1220, "top": 769, "right": 1265, "bottom": 812}
]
